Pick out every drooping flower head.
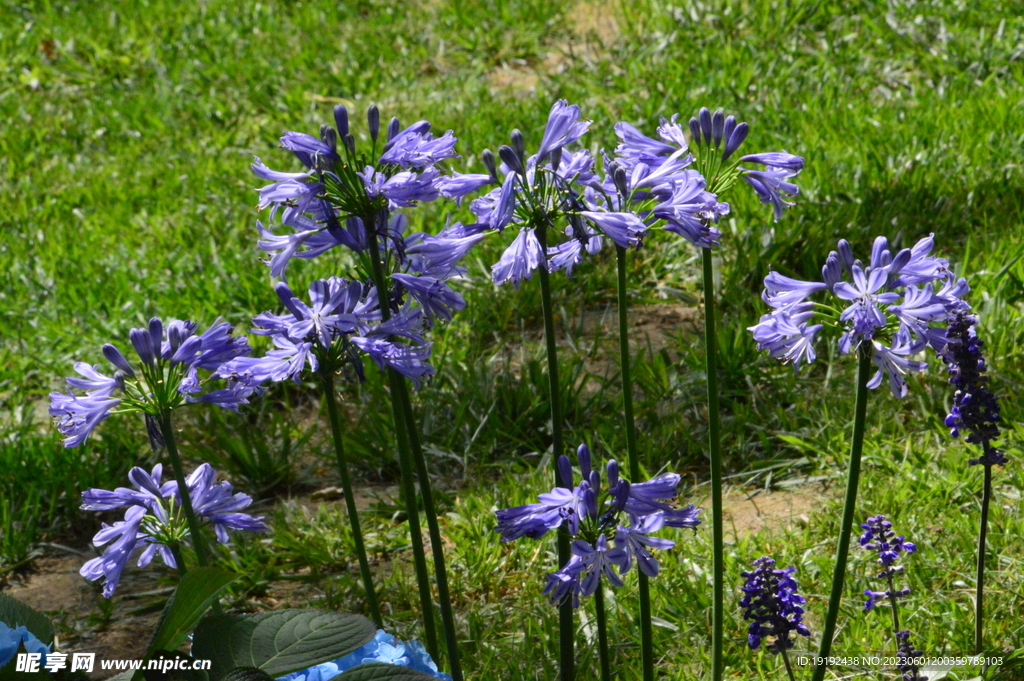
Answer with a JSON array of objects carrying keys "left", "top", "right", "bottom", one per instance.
[
  {"left": 749, "top": 234, "right": 970, "bottom": 398},
  {"left": 48, "top": 318, "right": 251, "bottom": 447},
  {"left": 859, "top": 514, "right": 916, "bottom": 611},
  {"left": 940, "top": 312, "right": 1006, "bottom": 466},
  {"left": 739, "top": 556, "right": 811, "bottom": 654},
  {"left": 495, "top": 443, "right": 700, "bottom": 608},
  {"left": 80, "top": 463, "right": 266, "bottom": 597}
]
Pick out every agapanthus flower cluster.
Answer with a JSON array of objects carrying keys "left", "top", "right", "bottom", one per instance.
[
  {"left": 750, "top": 234, "right": 971, "bottom": 397},
  {"left": 894, "top": 630, "right": 927, "bottom": 681},
  {"left": 739, "top": 556, "right": 811, "bottom": 654},
  {"left": 0, "top": 622, "right": 50, "bottom": 668},
  {"left": 217, "top": 276, "right": 436, "bottom": 390},
  {"left": 80, "top": 463, "right": 266, "bottom": 597},
  {"left": 494, "top": 444, "right": 700, "bottom": 608},
  {"left": 48, "top": 318, "right": 251, "bottom": 447},
  {"left": 276, "top": 630, "right": 450, "bottom": 681},
  {"left": 253, "top": 105, "right": 466, "bottom": 278},
  {"left": 940, "top": 312, "right": 1006, "bottom": 466},
  {"left": 475, "top": 103, "right": 801, "bottom": 288},
  {"left": 859, "top": 515, "right": 916, "bottom": 611}
]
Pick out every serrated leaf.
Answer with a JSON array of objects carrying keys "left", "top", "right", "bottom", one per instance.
[
  {"left": 336, "top": 664, "right": 439, "bottom": 680},
  {"left": 192, "top": 610, "right": 376, "bottom": 681},
  {"left": 148, "top": 568, "right": 238, "bottom": 654},
  {"left": 0, "top": 593, "right": 54, "bottom": 646}
]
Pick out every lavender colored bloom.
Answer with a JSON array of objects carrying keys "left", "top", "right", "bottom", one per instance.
[
  {"left": 81, "top": 463, "right": 266, "bottom": 597},
  {"left": 741, "top": 167, "right": 801, "bottom": 222},
  {"left": 739, "top": 152, "right": 804, "bottom": 172},
  {"left": 652, "top": 170, "right": 724, "bottom": 249},
  {"left": 762, "top": 272, "right": 827, "bottom": 310},
  {"left": 573, "top": 534, "right": 625, "bottom": 595},
  {"left": 405, "top": 230, "right": 486, "bottom": 278},
  {"left": 492, "top": 227, "right": 544, "bottom": 288},
  {"left": 748, "top": 306, "right": 822, "bottom": 372},
  {"left": 613, "top": 512, "right": 675, "bottom": 577},
  {"left": 496, "top": 443, "right": 699, "bottom": 607},
  {"left": 868, "top": 340, "right": 928, "bottom": 398},
  {"left": 859, "top": 514, "right": 916, "bottom": 610},
  {"left": 580, "top": 211, "right": 646, "bottom": 249},
  {"left": 739, "top": 557, "right": 811, "bottom": 654},
  {"left": 392, "top": 274, "right": 466, "bottom": 325},
  {"left": 48, "top": 391, "right": 121, "bottom": 448},
  {"left": 940, "top": 313, "right": 1005, "bottom": 465},
  {"left": 834, "top": 266, "right": 901, "bottom": 350},
  {"left": 537, "top": 100, "right": 591, "bottom": 161},
  {"left": 352, "top": 337, "right": 434, "bottom": 389},
  {"left": 221, "top": 336, "right": 316, "bottom": 387},
  {"left": 379, "top": 124, "right": 459, "bottom": 168},
  {"left": 436, "top": 171, "right": 492, "bottom": 204}
]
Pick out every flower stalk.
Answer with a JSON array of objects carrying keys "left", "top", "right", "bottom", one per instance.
[
  {"left": 536, "top": 219, "right": 575, "bottom": 681},
  {"left": 701, "top": 248, "right": 725, "bottom": 681},
  {"left": 616, "top": 245, "right": 654, "bottom": 681},
  {"left": 976, "top": 462, "right": 992, "bottom": 654},
  {"left": 811, "top": 347, "right": 873, "bottom": 681},
  {"left": 594, "top": 584, "right": 612, "bottom": 681},
  {"left": 158, "top": 411, "right": 213, "bottom": 569},
  {"left": 319, "top": 368, "right": 383, "bottom": 628},
  {"left": 363, "top": 210, "right": 440, "bottom": 662}
]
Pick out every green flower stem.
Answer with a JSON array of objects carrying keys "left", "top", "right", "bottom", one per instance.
[
  {"left": 616, "top": 246, "right": 654, "bottom": 681},
  {"left": 781, "top": 648, "right": 797, "bottom": 681},
  {"left": 363, "top": 210, "right": 439, "bottom": 660},
  {"left": 810, "top": 348, "right": 873, "bottom": 681},
  {"left": 397, "top": 383, "right": 464, "bottom": 681},
  {"left": 594, "top": 584, "right": 612, "bottom": 681},
  {"left": 975, "top": 461, "right": 993, "bottom": 655},
  {"left": 536, "top": 220, "right": 574, "bottom": 681},
  {"left": 168, "top": 542, "right": 188, "bottom": 580},
  {"left": 701, "top": 249, "right": 724, "bottom": 681},
  {"left": 158, "top": 412, "right": 212, "bottom": 568},
  {"left": 319, "top": 368, "right": 383, "bottom": 628}
]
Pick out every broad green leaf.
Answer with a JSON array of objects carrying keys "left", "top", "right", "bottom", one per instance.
[
  {"left": 148, "top": 568, "right": 238, "bottom": 654},
  {"left": 336, "top": 664, "right": 438, "bottom": 681},
  {"left": 219, "top": 669, "right": 273, "bottom": 681},
  {"left": 192, "top": 609, "right": 375, "bottom": 681},
  {"left": 0, "top": 593, "right": 54, "bottom": 646}
]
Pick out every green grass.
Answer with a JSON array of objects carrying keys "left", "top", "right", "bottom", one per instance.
[{"left": 1, "top": 0, "right": 1022, "bottom": 677}]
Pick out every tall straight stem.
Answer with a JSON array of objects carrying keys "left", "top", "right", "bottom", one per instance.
[
  {"left": 319, "top": 369, "right": 383, "bottom": 628},
  {"left": 810, "top": 349, "right": 873, "bottom": 681},
  {"left": 362, "top": 210, "right": 438, "bottom": 659},
  {"left": 158, "top": 412, "right": 212, "bottom": 568},
  {"left": 594, "top": 584, "right": 612, "bottom": 681},
  {"left": 397, "top": 384, "right": 463, "bottom": 681},
  {"left": 780, "top": 648, "right": 797, "bottom": 681},
  {"left": 536, "top": 222, "right": 574, "bottom": 681},
  {"left": 701, "top": 249, "right": 724, "bottom": 681},
  {"left": 975, "top": 463, "right": 993, "bottom": 655},
  {"left": 616, "top": 246, "right": 654, "bottom": 681}
]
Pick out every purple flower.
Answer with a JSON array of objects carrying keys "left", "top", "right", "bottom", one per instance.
[
  {"left": 580, "top": 211, "right": 646, "bottom": 249},
  {"left": 748, "top": 306, "right": 822, "bottom": 372},
  {"left": 762, "top": 272, "right": 826, "bottom": 310},
  {"left": 868, "top": 339, "right": 928, "bottom": 399},
  {"left": 537, "top": 100, "right": 591, "bottom": 161},
  {"left": 81, "top": 463, "right": 266, "bottom": 597},
  {"left": 613, "top": 513, "right": 675, "bottom": 577},
  {"left": 405, "top": 230, "right": 487, "bottom": 279},
  {"left": 651, "top": 171, "right": 724, "bottom": 249},
  {"left": 834, "top": 266, "right": 901, "bottom": 351},
  {"left": 940, "top": 313, "right": 1005, "bottom": 465},
  {"left": 740, "top": 167, "right": 801, "bottom": 222},
  {"left": 352, "top": 337, "right": 434, "bottom": 389},
  {"left": 219, "top": 336, "right": 317, "bottom": 387},
  {"left": 495, "top": 443, "right": 699, "bottom": 607},
  {"left": 491, "top": 227, "right": 544, "bottom": 288},
  {"left": 740, "top": 557, "right": 811, "bottom": 654},
  {"left": 895, "top": 631, "right": 927, "bottom": 681},
  {"left": 436, "top": 172, "right": 492, "bottom": 204},
  {"left": 392, "top": 274, "right": 466, "bottom": 325},
  {"left": 379, "top": 123, "right": 459, "bottom": 168}
]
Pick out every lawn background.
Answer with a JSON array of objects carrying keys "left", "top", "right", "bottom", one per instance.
[{"left": 1, "top": 0, "right": 1022, "bottom": 678}]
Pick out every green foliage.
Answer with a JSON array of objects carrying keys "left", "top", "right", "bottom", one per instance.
[
  {"left": 192, "top": 610, "right": 376, "bottom": 681},
  {"left": 148, "top": 568, "right": 238, "bottom": 653},
  {"left": 0, "top": 593, "right": 54, "bottom": 645},
  {"left": 336, "top": 664, "right": 437, "bottom": 681}
]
